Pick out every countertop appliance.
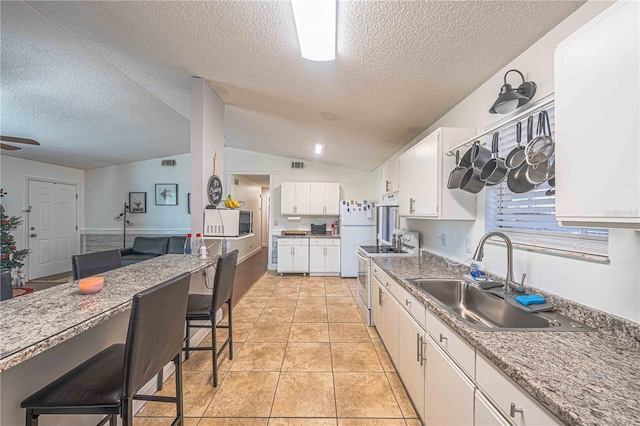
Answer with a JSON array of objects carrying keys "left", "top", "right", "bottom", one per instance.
[
  {"left": 203, "top": 209, "right": 252, "bottom": 237},
  {"left": 356, "top": 230, "right": 419, "bottom": 326},
  {"left": 340, "top": 200, "right": 376, "bottom": 277}
]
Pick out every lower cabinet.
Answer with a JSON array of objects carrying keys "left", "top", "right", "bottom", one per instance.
[
  {"left": 397, "top": 307, "right": 426, "bottom": 420},
  {"left": 475, "top": 391, "right": 511, "bottom": 426},
  {"left": 309, "top": 239, "right": 340, "bottom": 275},
  {"left": 277, "top": 238, "right": 309, "bottom": 274},
  {"left": 374, "top": 277, "right": 399, "bottom": 364},
  {"left": 423, "top": 334, "right": 475, "bottom": 425}
]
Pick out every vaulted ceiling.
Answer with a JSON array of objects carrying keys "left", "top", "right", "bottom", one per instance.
[{"left": 1, "top": 1, "right": 584, "bottom": 171}]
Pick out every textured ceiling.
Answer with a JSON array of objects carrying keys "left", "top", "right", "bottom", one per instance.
[{"left": 1, "top": 1, "right": 584, "bottom": 171}]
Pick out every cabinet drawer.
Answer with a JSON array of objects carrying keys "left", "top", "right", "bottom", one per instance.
[
  {"left": 371, "top": 263, "right": 387, "bottom": 283},
  {"left": 294, "top": 238, "right": 309, "bottom": 246},
  {"left": 476, "top": 354, "right": 562, "bottom": 426},
  {"left": 278, "top": 239, "right": 293, "bottom": 246},
  {"left": 425, "top": 309, "right": 475, "bottom": 378},
  {"left": 327, "top": 238, "right": 341, "bottom": 246},
  {"left": 396, "top": 284, "right": 426, "bottom": 329},
  {"left": 309, "top": 239, "right": 324, "bottom": 246}
]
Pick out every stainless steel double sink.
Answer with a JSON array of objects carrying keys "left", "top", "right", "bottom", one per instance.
[{"left": 408, "top": 279, "right": 593, "bottom": 332}]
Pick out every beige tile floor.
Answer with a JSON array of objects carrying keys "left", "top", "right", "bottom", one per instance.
[{"left": 136, "top": 272, "right": 420, "bottom": 425}]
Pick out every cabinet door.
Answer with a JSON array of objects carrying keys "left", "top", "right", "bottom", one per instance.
[
  {"left": 555, "top": 1, "right": 639, "bottom": 228},
  {"left": 413, "top": 131, "right": 439, "bottom": 217},
  {"left": 373, "top": 278, "right": 383, "bottom": 331},
  {"left": 323, "top": 183, "right": 340, "bottom": 215},
  {"left": 424, "top": 335, "right": 474, "bottom": 426},
  {"left": 325, "top": 245, "right": 341, "bottom": 273},
  {"left": 309, "top": 245, "right": 325, "bottom": 273},
  {"left": 397, "top": 308, "right": 426, "bottom": 420},
  {"left": 277, "top": 245, "right": 293, "bottom": 273},
  {"left": 475, "top": 391, "right": 510, "bottom": 426},
  {"left": 381, "top": 160, "right": 399, "bottom": 194},
  {"left": 398, "top": 148, "right": 415, "bottom": 216},
  {"left": 379, "top": 285, "right": 399, "bottom": 364},
  {"left": 292, "top": 245, "right": 309, "bottom": 273},
  {"left": 309, "top": 183, "right": 325, "bottom": 215},
  {"left": 295, "top": 183, "right": 311, "bottom": 215},
  {"left": 281, "top": 182, "right": 297, "bottom": 215}
]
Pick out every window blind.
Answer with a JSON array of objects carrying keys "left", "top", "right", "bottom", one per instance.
[{"left": 485, "top": 106, "right": 609, "bottom": 259}]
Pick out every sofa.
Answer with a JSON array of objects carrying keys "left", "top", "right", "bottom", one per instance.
[{"left": 120, "top": 236, "right": 187, "bottom": 266}]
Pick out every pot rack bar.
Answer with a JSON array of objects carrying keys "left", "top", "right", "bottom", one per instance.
[{"left": 446, "top": 93, "right": 556, "bottom": 156}]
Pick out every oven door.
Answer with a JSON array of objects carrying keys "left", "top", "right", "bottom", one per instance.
[{"left": 355, "top": 249, "right": 373, "bottom": 325}]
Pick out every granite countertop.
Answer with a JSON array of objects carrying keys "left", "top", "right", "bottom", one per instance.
[
  {"left": 0, "top": 254, "right": 217, "bottom": 372},
  {"left": 373, "top": 255, "right": 640, "bottom": 426},
  {"left": 277, "top": 233, "right": 340, "bottom": 239}
]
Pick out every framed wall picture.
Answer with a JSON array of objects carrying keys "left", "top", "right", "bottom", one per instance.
[
  {"left": 188, "top": 193, "right": 191, "bottom": 214},
  {"left": 155, "top": 183, "right": 178, "bottom": 206},
  {"left": 129, "top": 192, "right": 147, "bottom": 213}
]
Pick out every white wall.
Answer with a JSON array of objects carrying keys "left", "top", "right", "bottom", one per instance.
[
  {"left": 84, "top": 154, "right": 191, "bottom": 233},
  {"left": 261, "top": 187, "right": 270, "bottom": 246},
  {"left": 226, "top": 174, "right": 262, "bottom": 262},
  {"left": 0, "top": 155, "right": 85, "bottom": 255},
  {"left": 374, "top": 1, "right": 640, "bottom": 323}
]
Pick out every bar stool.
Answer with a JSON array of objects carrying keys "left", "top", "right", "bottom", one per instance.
[
  {"left": 71, "top": 249, "right": 122, "bottom": 280},
  {"left": 183, "top": 249, "right": 239, "bottom": 387},
  {"left": 21, "top": 272, "right": 191, "bottom": 426}
]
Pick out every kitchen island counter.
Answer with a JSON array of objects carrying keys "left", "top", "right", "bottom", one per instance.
[
  {"left": 0, "top": 254, "right": 216, "bottom": 372},
  {"left": 373, "top": 254, "right": 640, "bottom": 426}
]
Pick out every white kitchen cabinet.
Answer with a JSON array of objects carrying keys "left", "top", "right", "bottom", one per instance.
[
  {"left": 425, "top": 309, "right": 475, "bottom": 378},
  {"left": 381, "top": 159, "right": 399, "bottom": 195},
  {"left": 398, "top": 128, "right": 476, "bottom": 219},
  {"left": 554, "top": 1, "right": 640, "bottom": 229},
  {"left": 475, "top": 391, "right": 511, "bottom": 426},
  {"left": 309, "top": 239, "right": 340, "bottom": 275},
  {"left": 374, "top": 277, "right": 399, "bottom": 364},
  {"left": 423, "top": 334, "right": 475, "bottom": 426},
  {"left": 397, "top": 307, "right": 426, "bottom": 420},
  {"left": 282, "top": 182, "right": 339, "bottom": 216},
  {"left": 309, "top": 182, "right": 340, "bottom": 215},
  {"left": 476, "top": 354, "right": 562, "bottom": 426},
  {"left": 277, "top": 238, "right": 309, "bottom": 274}
]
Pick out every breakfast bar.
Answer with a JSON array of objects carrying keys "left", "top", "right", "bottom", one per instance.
[{"left": 0, "top": 254, "right": 217, "bottom": 425}]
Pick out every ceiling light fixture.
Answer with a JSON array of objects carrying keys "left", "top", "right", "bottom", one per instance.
[
  {"left": 315, "top": 143, "right": 324, "bottom": 154},
  {"left": 291, "top": 0, "right": 337, "bottom": 61},
  {"left": 489, "top": 69, "right": 537, "bottom": 114}
]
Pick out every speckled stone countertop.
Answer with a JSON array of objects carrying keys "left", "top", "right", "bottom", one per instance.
[
  {"left": 277, "top": 233, "right": 340, "bottom": 239},
  {"left": 373, "top": 254, "right": 640, "bottom": 426},
  {"left": 0, "top": 254, "right": 217, "bottom": 373}
]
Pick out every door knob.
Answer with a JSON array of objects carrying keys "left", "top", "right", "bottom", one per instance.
[
  {"left": 30, "top": 227, "right": 36, "bottom": 231},
  {"left": 30, "top": 234, "right": 37, "bottom": 237}
]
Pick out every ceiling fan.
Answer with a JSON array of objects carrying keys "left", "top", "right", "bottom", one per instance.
[{"left": 1, "top": 136, "right": 40, "bottom": 151}]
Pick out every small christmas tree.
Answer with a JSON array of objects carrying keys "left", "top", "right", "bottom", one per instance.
[{"left": 1, "top": 204, "right": 30, "bottom": 271}]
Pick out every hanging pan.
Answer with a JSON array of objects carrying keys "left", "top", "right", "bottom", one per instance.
[
  {"left": 480, "top": 132, "right": 508, "bottom": 185},
  {"left": 505, "top": 119, "right": 528, "bottom": 169},
  {"left": 447, "top": 150, "right": 467, "bottom": 189}
]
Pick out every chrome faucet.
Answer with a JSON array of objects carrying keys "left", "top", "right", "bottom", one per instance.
[{"left": 472, "top": 232, "right": 524, "bottom": 294}]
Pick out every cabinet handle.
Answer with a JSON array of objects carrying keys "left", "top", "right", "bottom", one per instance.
[
  {"left": 379, "top": 288, "right": 383, "bottom": 305},
  {"left": 386, "top": 180, "right": 390, "bottom": 192},
  {"left": 405, "top": 299, "right": 411, "bottom": 307},
  {"left": 510, "top": 403, "right": 523, "bottom": 418},
  {"left": 418, "top": 335, "right": 427, "bottom": 366},
  {"left": 409, "top": 197, "right": 415, "bottom": 214},
  {"left": 385, "top": 281, "right": 390, "bottom": 288},
  {"left": 416, "top": 333, "right": 421, "bottom": 363},
  {"left": 439, "top": 333, "right": 448, "bottom": 344}
]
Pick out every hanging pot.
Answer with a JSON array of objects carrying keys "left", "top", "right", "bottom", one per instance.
[
  {"left": 481, "top": 132, "right": 508, "bottom": 185},
  {"left": 460, "top": 142, "right": 487, "bottom": 194},
  {"left": 526, "top": 158, "right": 550, "bottom": 184},
  {"left": 526, "top": 111, "right": 554, "bottom": 167},
  {"left": 447, "top": 150, "right": 468, "bottom": 189},
  {"left": 470, "top": 141, "right": 492, "bottom": 170},
  {"left": 505, "top": 118, "right": 529, "bottom": 169},
  {"left": 507, "top": 161, "right": 536, "bottom": 194}
]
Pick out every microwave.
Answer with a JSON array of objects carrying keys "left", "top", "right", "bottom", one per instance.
[{"left": 204, "top": 209, "right": 252, "bottom": 237}]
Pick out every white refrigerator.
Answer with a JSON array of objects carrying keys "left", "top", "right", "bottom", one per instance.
[{"left": 340, "top": 200, "right": 376, "bottom": 277}]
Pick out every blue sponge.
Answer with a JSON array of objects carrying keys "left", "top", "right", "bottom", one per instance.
[{"left": 515, "top": 294, "right": 546, "bottom": 306}]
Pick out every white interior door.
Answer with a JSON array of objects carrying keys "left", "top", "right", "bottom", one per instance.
[{"left": 28, "top": 180, "right": 78, "bottom": 280}]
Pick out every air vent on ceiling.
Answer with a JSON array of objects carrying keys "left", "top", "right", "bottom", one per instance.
[
  {"left": 161, "top": 159, "right": 176, "bottom": 166},
  {"left": 291, "top": 161, "right": 305, "bottom": 169}
]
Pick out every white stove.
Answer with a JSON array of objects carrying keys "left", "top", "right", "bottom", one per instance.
[{"left": 355, "top": 231, "right": 419, "bottom": 326}]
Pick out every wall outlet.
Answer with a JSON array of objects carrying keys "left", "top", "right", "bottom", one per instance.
[
  {"left": 440, "top": 233, "right": 446, "bottom": 247},
  {"left": 465, "top": 237, "right": 472, "bottom": 253}
]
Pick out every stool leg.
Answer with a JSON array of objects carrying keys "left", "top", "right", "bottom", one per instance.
[
  {"left": 211, "top": 315, "right": 218, "bottom": 387},
  {"left": 109, "top": 414, "right": 117, "bottom": 426},
  {"left": 184, "top": 319, "right": 191, "bottom": 360},
  {"left": 174, "top": 353, "right": 184, "bottom": 426},
  {"left": 25, "top": 409, "right": 38, "bottom": 426},
  {"left": 228, "top": 300, "right": 234, "bottom": 360},
  {"left": 122, "top": 398, "right": 133, "bottom": 426}
]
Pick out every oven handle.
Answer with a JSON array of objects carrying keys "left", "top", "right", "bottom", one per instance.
[{"left": 356, "top": 251, "right": 369, "bottom": 263}]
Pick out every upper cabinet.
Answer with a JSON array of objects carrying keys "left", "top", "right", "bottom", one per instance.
[
  {"left": 555, "top": 1, "right": 639, "bottom": 230},
  {"left": 281, "top": 182, "right": 339, "bottom": 215},
  {"left": 398, "top": 127, "right": 477, "bottom": 220},
  {"left": 381, "top": 159, "right": 399, "bottom": 195}
]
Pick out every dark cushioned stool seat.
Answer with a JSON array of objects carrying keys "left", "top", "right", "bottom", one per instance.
[{"left": 186, "top": 294, "right": 212, "bottom": 317}]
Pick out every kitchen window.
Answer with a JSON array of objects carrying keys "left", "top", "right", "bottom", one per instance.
[{"left": 485, "top": 106, "right": 609, "bottom": 261}]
